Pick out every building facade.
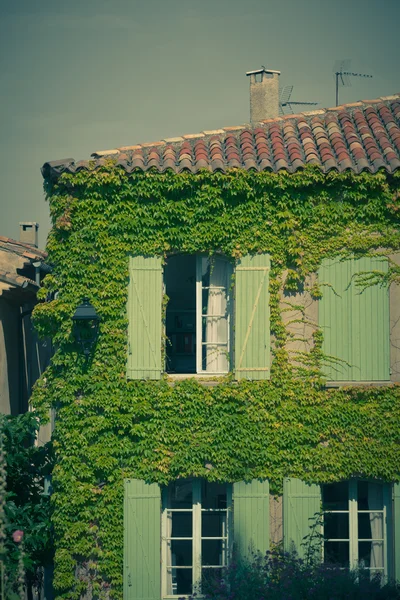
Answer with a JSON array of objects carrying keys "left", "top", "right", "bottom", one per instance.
[{"left": 37, "top": 85, "right": 400, "bottom": 599}]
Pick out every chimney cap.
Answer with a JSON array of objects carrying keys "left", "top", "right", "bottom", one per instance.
[{"left": 246, "top": 67, "right": 281, "bottom": 76}]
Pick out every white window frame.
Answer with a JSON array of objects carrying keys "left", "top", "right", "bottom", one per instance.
[
  {"left": 161, "top": 480, "right": 232, "bottom": 599},
  {"left": 165, "top": 255, "right": 233, "bottom": 376},
  {"left": 322, "top": 480, "right": 392, "bottom": 578},
  {"left": 195, "top": 256, "right": 232, "bottom": 375}
]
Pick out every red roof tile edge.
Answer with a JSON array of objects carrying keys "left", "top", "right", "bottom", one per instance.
[{"left": 42, "top": 93, "right": 400, "bottom": 179}]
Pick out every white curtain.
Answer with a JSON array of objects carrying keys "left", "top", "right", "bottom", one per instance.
[
  {"left": 205, "top": 259, "right": 230, "bottom": 372},
  {"left": 367, "top": 483, "right": 383, "bottom": 572}
]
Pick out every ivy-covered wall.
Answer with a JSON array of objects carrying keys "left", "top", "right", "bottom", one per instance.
[{"left": 32, "top": 165, "right": 400, "bottom": 599}]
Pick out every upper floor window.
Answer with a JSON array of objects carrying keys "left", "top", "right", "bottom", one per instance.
[
  {"left": 127, "top": 253, "right": 271, "bottom": 380},
  {"left": 164, "top": 255, "right": 232, "bottom": 374}
]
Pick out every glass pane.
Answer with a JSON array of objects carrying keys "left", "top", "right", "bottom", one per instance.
[
  {"left": 202, "top": 343, "right": 229, "bottom": 372},
  {"left": 202, "top": 482, "right": 227, "bottom": 509},
  {"left": 202, "top": 539, "right": 227, "bottom": 566},
  {"left": 324, "top": 512, "right": 349, "bottom": 539},
  {"left": 168, "top": 480, "right": 192, "bottom": 508},
  {"left": 358, "top": 512, "right": 383, "bottom": 540},
  {"left": 324, "top": 541, "right": 349, "bottom": 565},
  {"left": 169, "top": 511, "right": 192, "bottom": 538},
  {"left": 359, "top": 541, "right": 384, "bottom": 569},
  {"left": 202, "top": 512, "right": 227, "bottom": 538},
  {"left": 322, "top": 482, "right": 348, "bottom": 511},
  {"left": 166, "top": 568, "right": 192, "bottom": 596},
  {"left": 358, "top": 482, "right": 383, "bottom": 510},
  {"left": 168, "top": 540, "right": 192, "bottom": 566}
]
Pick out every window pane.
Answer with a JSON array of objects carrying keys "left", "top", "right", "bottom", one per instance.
[
  {"left": 202, "top": 539, "right": 227, "bottom": 566},
  {"left": 359, "top": 541, "right": 384, "bottom": 569},
  {"left": 358, "top": 482, "right": 383, "bottom": 510},
  {"left": 168, "top": 540, "right": 192, "bottom": 566},
  {"left": 358, "top": 512, "right": 383, "bottom": 540},
  {"left": 324, "top": 541, "right": 349, "bottom": 565},
  {"left": 202, "top": 482, "right": 227, "bottom": 509},
  {"left": 169, "top": 511, "right": 192, "bottom": 538},
  {"left": 202, "top": 512, "right": 227, "bottom": 538},
  {"left": 168, "top": 480, "right": 192, "bottom": 508},
  {"left": 324, "top": 512, "right": 349, "bottom": 539},
  {"left": 166, "top": 568, "right": 192, "bottom": 596},
  {"left": 322, "top": 482, "right": 348, "bottom": 510}
]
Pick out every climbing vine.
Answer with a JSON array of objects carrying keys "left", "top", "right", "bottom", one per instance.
[{"left": 31, "top": 165, "right": 400, "bottom": 599}]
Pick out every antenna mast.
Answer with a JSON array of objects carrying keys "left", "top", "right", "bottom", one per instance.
[{"left": 334, "top": 60, "right": 372, "bottom": 106}]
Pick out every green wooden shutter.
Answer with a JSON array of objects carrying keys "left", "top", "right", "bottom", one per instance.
[
  {"left": 394, "top": 483, "right": 400, "bottom": 582},
  {"left": 127, "top": 256, "right": 162, "bottom": 379},
  {"left": 234, "top": 254, "right": 270, "bottom": 380},
  {"left": 124, "top": 479, "right": 161, "bottom": 600},
  {"left": 319, "top": 257, "right": 390, "bottom": 381},
  {"left": 233, "top": 479, "right": 270, "bottom": 557},
  {"left": 283, "top": 478, "right": 321, "bottom": 559}
]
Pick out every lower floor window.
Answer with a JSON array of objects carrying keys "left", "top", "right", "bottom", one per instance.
[
  {"left": 322, "top": 480, "right": 390, "bottom": 577},
  {"left": 162, "top": 479, "right": 232, "bottom": 597}
]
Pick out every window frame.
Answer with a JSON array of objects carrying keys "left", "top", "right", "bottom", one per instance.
[
  {"left": 165, "top": 254, "right": 233, "bottom": 376},
  {"left": 322, "top": 480, "right": 392, "bottom": 577},
  {"left": 161, "top": 479, "right": 233, "bottom": 599}
]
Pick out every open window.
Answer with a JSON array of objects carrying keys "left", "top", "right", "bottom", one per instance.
[
  {"left": 164, "top": 255, "right": 233, "bottom": 374},
  {"left": 127, "top": 253, "right": 270, "bottom": 380}
]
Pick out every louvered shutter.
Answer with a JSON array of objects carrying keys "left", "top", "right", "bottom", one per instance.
[
  {"left": 127, "top": 256, "right": 163, "bottom": 379},
  {"left": 319, "top": 257, "right": 390, "bottom": 381},
  {"left": 234, "top": 254, "right": 270, "bottom": 380},
  {"left": 233, "top": 479, "right": 270, "bottom": 557},
  {"left": 394, "top": 483, "right": 400, "bottom": 581},
  {"left": 283, "top": 478, "right": 321, "bottom": 559},
  {"left": 124, "top": 479, "right": 161, "bottom": 600}
]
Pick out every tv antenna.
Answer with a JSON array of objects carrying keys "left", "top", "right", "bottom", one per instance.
[
  {"left": 334, "top": 59, "right": 373, "bottom": 106},
  {"left": 279, "top": 85, "right": 318, "bottom": 115}
]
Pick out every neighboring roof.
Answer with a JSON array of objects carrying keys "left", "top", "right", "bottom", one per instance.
[
  {"left": 0, "top": 236, "right": 47, "bottom": 262},
  {"left": 42, "top": 94, "right": 400, "bottom": 179},
  {"left": 0, "top": 237, "right": 48, "bottom": 303}
]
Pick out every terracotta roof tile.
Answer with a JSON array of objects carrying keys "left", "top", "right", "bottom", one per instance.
[{"left": 42, "top": 94, "right": 400, "bottom": 179}]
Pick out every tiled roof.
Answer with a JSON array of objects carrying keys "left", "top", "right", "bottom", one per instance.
[
  {"left": 42, "top": 94, "right": 400, "bottom": 179},
  {"left": 0, "top": 236, "right": 47, "bottom": 261}
]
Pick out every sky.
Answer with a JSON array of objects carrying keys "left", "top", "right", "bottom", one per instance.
[{"left": 1, "top": 0, "right": 399, "bottom": 249}]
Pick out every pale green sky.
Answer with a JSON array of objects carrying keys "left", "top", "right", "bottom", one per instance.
[{"left": 1, "top": 0, "right": 399, "bottom": 248}]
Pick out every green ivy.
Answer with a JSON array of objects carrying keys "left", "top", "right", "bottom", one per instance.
[{"left": 32, "top": 165, "right": 400, "bottom": 599}]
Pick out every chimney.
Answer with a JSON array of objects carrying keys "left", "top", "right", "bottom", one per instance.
[
  {"left": 246, "top": 67, "right": 280, "bottom": 123},
  {"left": 19, "top": 222, "right": 39, "bottom": 248}
]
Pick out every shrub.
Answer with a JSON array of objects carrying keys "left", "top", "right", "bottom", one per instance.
[{"left": 192, "top": 548, "right": 400, "bottom": 600}]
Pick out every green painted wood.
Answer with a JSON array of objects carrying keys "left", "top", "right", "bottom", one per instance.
[
  {"left": 124, "top": 479, "right": 161, "bottom": 600},
  {"left": 233, "top": 479, "right": 270, "bottom": 557},
  {"left": 127, "top": 256, "right": 162, "bottom": 379},
  {"left": 319, "top": 257, "right": 390, "bottom": 381},
  {"left": 283, "top": 478, "right": 321, "bottom": 559},
  {"left": 234, "top": 254, "right": 270, "bottom": 380},
  {"left": 394, "top": 483, "right": 400, "bottom": 582}
]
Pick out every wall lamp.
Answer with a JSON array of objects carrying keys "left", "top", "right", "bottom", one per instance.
[{"left": 72, "top": 298, "right": 100, "bottom": 358}]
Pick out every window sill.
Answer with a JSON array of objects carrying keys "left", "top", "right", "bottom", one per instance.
[
  {"left": 325, "top": 380, "right": 392, "bottom": 388},
  {"left": 166, "top": 373, "right": 232, "bottom": 387}
]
